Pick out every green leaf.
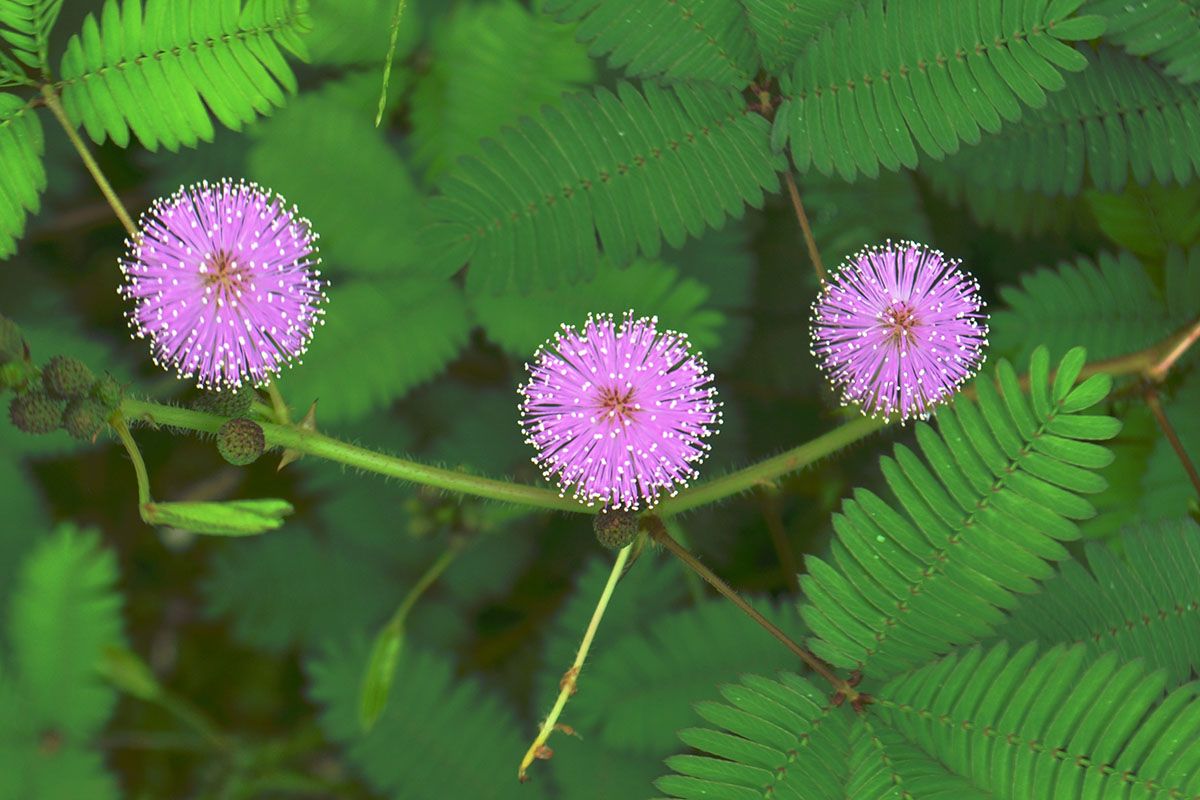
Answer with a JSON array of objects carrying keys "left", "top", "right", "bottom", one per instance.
[
  {"left": 306, "top": 0, "right": 421, "bottom": 66},
  {"left": 796, "top": 349, "right": 1118, "bottom": 679},
  {"left": 409, "top": 0, "right": 594, "bottom": 180},
  {"left": 248, "top": 78, "right": 424, "bottom": 275},
  {"left": 59, "top": 0, "right": 312, "bottom": 151},
  {"left": 473, "top": 258, "right": 724, "bottom": 358},
  {"left": 0, "top": 0, "right": 65, "bottom": 70},
  {"left": 0, "top": 92, "right": 45, "bottom": 259},
  {"left": 775, "top": 0, "right": 1095, "bottom": 181},
  {"left": 1086, "top": 0, "right": 1200, "bottom": 83},
  {"left": 1086, "top": 181, "right": 1200, "bottom": 260},
  {"left": 141, "top": 498, "right": 294, "bottom": 536},
  {"left": 737, "top": 0, "right": 851, "bottom": 72},
  {"left": 993, "top": 519, "right": 1200, "bottom": 687},
  {"left": 276, "top": 277, "right": 471, "bottom": 424},
  {"left": 544, "top": 0, "right": 758, "bottom": 86},
  {"left": 422, "top": 80, "right": 783, "bottom": 293},
  {"left": 307, "top": 640, "right": 548, "bottom": 800},
  {"left": 935, "top": 46, "right": 1200, "bottom": 194},
  {"left": 358, "top": 623, "right": 403, "bottom": 731}
]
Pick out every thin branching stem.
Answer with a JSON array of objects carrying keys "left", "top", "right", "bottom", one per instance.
[
  {"left": 41, "top": 85, "right": 138, "bottom": 236},
  {"left": 1144, "top": 384, "right": 1200, "bottom": 500},
  {"left": 644, "top": 516, "right": 857, "bottom": 701},
  {"left": 518, "top": 543, "right": 632, "bottom": 782},
  {"left": 1147, "top": 316, "right": 1200, "bottom": 383},
  {"left": 783, "top": 171, "right": 825, "bottom": 281}
]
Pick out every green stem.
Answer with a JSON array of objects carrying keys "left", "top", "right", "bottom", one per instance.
[
  {"left": 121, "top": 397, "right": 583, "bottom": 513},
  {"left": 40, "top": 85, "right": 138, "bottom": 237},
  {"left": 519, "top": 542, "right": 632, "bottom": 781},
  {"left": 660, "top": 416, "right": 885, "bottom": 515},
  {"left": 265, "top": 382, "right": 291, "bottom": 424},
  {"left": 384, "top": 541, "right": 463, "bottom": 634},
  {"left": 111, "top": 414, "right": 151, "bottom": 507},
  {"left": 375, "top": 0, "right": 409, "bottom": 127}
]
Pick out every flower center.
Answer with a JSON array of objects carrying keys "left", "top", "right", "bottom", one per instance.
[
  {"left": 882, "top": 301, "right": 919, "bottom": 343},
  {"left": 597, "top": 384, "right": 637, "bottom": 423},
  {"left": 202, "top": 250, "right": 250, "bottom": 298}
]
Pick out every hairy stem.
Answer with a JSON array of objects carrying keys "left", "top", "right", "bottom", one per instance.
[
  {"left": 644, "top": 516, "right": 856, "bottom": 701},
  {"left": 783, "top": 171, "right": 825, "bottom": 281},
  {"left": 111, "top": 414, "right": 151, "bottom": 507},
  {"left": 1144, "top": 384, "right": 1200, "bottom": 499},
  {"left": 121, "top": 397, "right": 583, "bottom": 513},
  {"left": 41, "top": 85, "right": 138, "bottom": 237},
  {"left": 519, "top": 543, "right": 632, "bottom": 781}
]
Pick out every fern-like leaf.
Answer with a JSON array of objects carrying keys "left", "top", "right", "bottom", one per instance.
[
  {"left": 276, "top": 277, "right": 470, "bottom": 424},
  {"left": 737, "top": 0, "right": 850, "bottom": 73},
  {"left": 307, "top": 640, "right": 548, "bottom": 800},
  {"left": 799, "top": 346, "right": 1121, "bottom": 679},
  {"left": 876, "top": 642, "right": 1200, "bottom": 798},
  {"left": 0, "top": 92, "right": 44, "bottom": 258},
  {"left": 543, "top": 0, "right": 758, "bottom": 87},
  {"left": 57, "top": 0, "right": 311, "bottom": 152},
  {"left": 1087, "top": 0, "right": 1200, "bottom": 84},
  {"left": 423, "top": 81, "right": 783, "bottom": 293},
  {"left": 993, "top": 519, "right": 1200, "bottom": 687},
  {"left": 773, "top": 0, "right": 1103, "bottom": 181},
  {"left": 991, "top": 248, "right": 1200, "bottom": 365},
  {"left": 409, "top": 0, "right": 594, "bottom": 180},
  {"left": 662, "top": 642, "right": 1200, "bottom": 799},
  {"left": 0, "top": 526, "right": 123, "bottom": 800},
  {"left": 655, "top": 670, "right": 858, "bottom": 799},
  {"left": 0, "top": 0, "right": 63, "bottom": 71},
  {"left": 939, "top": 46, "right": 1200, "bottom": 194},
  {"left": 923, "top": 159, "right": 1092, "bottom": 236}
]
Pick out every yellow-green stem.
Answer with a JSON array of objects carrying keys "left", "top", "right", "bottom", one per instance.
[
  {"left": 518, "top": 543, "right": 632, "bottom": 781},
  {"left": 41, "top": 85, "right": 137, "bottom": 237},
  {"left": 111, "top": 414, "right": 151, "bottom": 507}
]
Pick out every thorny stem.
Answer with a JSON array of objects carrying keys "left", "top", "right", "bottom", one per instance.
[
  {"left": 40, "top": 85, "right": 138, "bottom": 237},
  {"left": 111, "top": 414, "right": 152, "bottom": 507},
  {"left": 783, "top": 171, "right": 825, "bottom": 281},
  {"left": 1147, "top": 316, "right": 1200, "bottom": 383},
  {"left": 643, "top": 516, "right": 858, "bottom": 702},
  {"left": 519, "top": 543, "right": 632, "bottom": 782},
  {"left": 1144, "top": 384, "right": 1200, "bottom": 500}
]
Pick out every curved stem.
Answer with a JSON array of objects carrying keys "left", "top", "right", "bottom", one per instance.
[
  {"left": 111, "top": 414, "right": 151, "bottom": 506},
  {"left": 783, "top": 171, "right": 825, "bottom": 281},
  {"left": 387, "top": 542, "right": 462, "bottom": 632},
  {"left": 40, "top": 85, "right": 138, "bottom": 237},
  {"left": 1144, "top": 384, "right": 1200, "bottom": 500},
  {"left": 519, "top": 542, "right": 632, "bottom": 782}
]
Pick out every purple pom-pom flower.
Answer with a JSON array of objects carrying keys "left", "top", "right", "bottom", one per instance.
[
  {"left": 119, "top": 179, "right": 327, "bottom": 390},
  {"left": 810, "top": 241, "right": 988, "bottom": 421},
  {"left": 518, "top": 311, "right": 721, "bottom": 510}
]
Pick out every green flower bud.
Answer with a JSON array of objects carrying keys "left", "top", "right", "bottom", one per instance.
[
  {"left": 42, "top": 356, "right": 94, "bottom": 399},
  {"left": 217, "top": 417, "right": 265, "bottom": 466},
  {"left": 593, "top": 510, "right": 639, "bottom": 549},
  {"left": 9, "top": 391, "right": 65, "bottom": 434},
  {"left": 91, "top": 374, "right": 123, "bottom": 412},
  {"left": 63, "top": 397, "right": 108, "bottom": 441},
  {"left": 193, "top": 389, "right": 253, "bottom": 418},
  {"left": 142, "top": 498, "right": 293, "bottom": 536}
]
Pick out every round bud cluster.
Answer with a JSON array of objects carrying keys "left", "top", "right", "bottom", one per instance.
[
  {"left": 217, "top": 418, "right": 265, "bottom": 466},
  {"left": 63, "top": 398, "right": 107, "bottom": 441},
  {"left": 193, "top": 389, "right": 254, "bottom": 418},
  {"left": 9, "top": 391, "right": 66, "bottom": 434},
  {"left": 91, "top": 375, "right": 123, "bottom": 412},
  {"left": 42, "top": 356, "right": 95, "bottom": 399},
  {"left": 593, "top": 510, "right": 640, "bottom": 549}
]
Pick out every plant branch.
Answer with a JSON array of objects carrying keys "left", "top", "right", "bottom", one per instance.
[
  {"left": 40, "top": 85, "right": 137, "bottom": 237},
  {"left": 120, "top": 397, "right": 584, "bottom": 513},
  {"left": 643, "top": 516, "right": 857, "bottom": 701},
  {"left": 783, "top": 171, "right": 825, "bottom": 281},
  {"left": 111, "top": 414, "right": 151, "bottom": 506},
  {"left": 1143, "top": 384, "right": 1200, "bottom": 499},
  {"left": 519, "top": 542, "right": 632, "bottom": 782},
  {"left": 1147, "top": 316, "right": 1200, "bottom": 382}
]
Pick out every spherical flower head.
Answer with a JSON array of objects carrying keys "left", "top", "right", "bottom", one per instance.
[
  {"left": 119, "top": 179, "right": 327, "bottom": 390},
  {"left": 810, "top": 240, "right": 988, "bottom": 421},
  {"left": 518, "top": 311, "right": 721, "bottom": 511}
]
